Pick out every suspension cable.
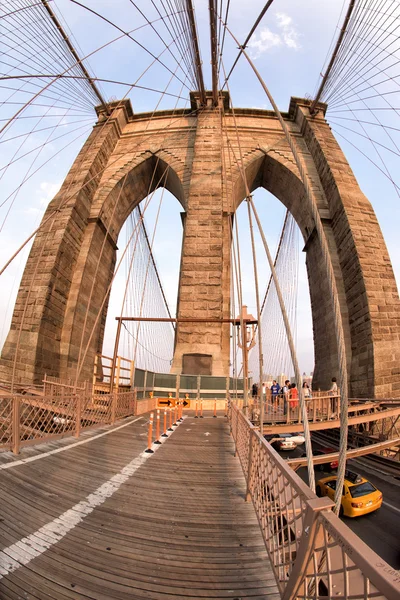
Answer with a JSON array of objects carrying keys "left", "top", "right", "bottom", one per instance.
[{"left": 220, "top": 20, "right": 349, "bottom": 512}]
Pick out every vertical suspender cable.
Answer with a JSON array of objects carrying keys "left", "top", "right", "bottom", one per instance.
[
  {"left": 209, "top": 0, "right": 219, "bottom": 105},
  {"left": 185, "top": 0, "right": 206, "bottom": 105},
  {"left": 310, "top": 0, "right": 356, "bottom": 114},
  {"left": 221, "top": 22, "right": 349, "bottom": 511},
  {"left": 246, "top": 197, "right": 264, "bottom": 435},
  {"left": 218, "top": 58, "right": 317, "bottom": 488},
  {"left": 39, "top": 0, "right": 109, "bottom": 111}
]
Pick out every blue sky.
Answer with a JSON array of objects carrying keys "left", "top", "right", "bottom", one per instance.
[{"left": 0, "top": 0, "right": 399, "bottom": 376}]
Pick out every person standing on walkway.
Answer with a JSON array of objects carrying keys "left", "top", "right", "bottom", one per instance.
[
  {"left": 270, "top": 380, "right": 281, "bottom": 408},
  {"left": 252, "top": 382, "right": 259, "bottom": 399},
  {"left": 329, "top": 377, "right": 338, "bottom": 416},
  {"left": 289, "top": 383, "right": 299, "bottom": 416}
]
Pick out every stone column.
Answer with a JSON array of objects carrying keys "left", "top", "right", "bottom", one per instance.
[
  {"left": 171, "top": 106, "right": 231, "bottom": 377},
  {"left": 0, "top": 102, "right": 132, "bottom": 384},
  {"left": 293, "top": 98, "right": 400, "bottom": 398}
]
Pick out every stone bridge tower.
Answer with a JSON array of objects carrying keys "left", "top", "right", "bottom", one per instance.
[{"left": 1, "top": 93, "right": 399, "bottom": 398}]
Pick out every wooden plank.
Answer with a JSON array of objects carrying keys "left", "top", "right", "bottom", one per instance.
[{"left": 0, "top": 414, "right": 279, "bottom": 598}]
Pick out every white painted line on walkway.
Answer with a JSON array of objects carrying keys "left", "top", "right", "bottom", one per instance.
[
  {"left": 0, "top": 416, "right": 143, "bottom": 471},
  {"left": 0, "top": 417, "right": 185, "bottom": 579}
]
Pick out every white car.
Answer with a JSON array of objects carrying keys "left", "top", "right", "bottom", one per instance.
[{"left": 286, "top": 432, "right": 305, "bottom": 446}]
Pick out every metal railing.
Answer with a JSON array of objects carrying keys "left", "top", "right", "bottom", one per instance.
[
  {"left": 250, "top": 392, "right": 341, "bottom": 423},
  {"left": 229, "top": 402, "right": 400, "bottom": 600},
  {"left": 0, "top": 389, "right": 158, "bottom": 454}
]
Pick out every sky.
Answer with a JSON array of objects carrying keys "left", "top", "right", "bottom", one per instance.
[{"left": 0, "top": 0, "right": 399, "bottom": 377}]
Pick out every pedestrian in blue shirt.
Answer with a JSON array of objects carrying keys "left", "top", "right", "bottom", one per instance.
[{"left": 270, "top": 380, "right": 281, "bottom": 408}]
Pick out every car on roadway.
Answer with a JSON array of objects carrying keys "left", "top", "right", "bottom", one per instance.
[
  {"left": 311, "top": 448, "right": 339, "bottom": 471},
  {"left": 288, "top": 432, "right": 305, "bottom": 446},
  {"left": 316, "top": 470, "right": 383, "bottom": 517},
  {"left": 264, "top": 434, "right": 297, "bottom": 451}
]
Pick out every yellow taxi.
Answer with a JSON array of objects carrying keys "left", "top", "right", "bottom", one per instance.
[{"left": 316, "top": 470, "right": 383, "bottom": 517}]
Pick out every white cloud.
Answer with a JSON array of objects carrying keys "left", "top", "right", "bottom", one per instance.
[
  {"left": 276, "top": 12, "right": 301, "bottom": 50},
  {"left": 249, "top": 12, "right": 301, "bottom": 58},
  {"left": 248, "top": 28, "right": 282, "bottom": 58}
]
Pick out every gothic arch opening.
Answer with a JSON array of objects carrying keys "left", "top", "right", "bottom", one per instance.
[
  {"left": 58, "top": 155, "right": 186, "bottom": 382},
  {"left": 0, "top": 147, "right": 186, "bottom": 385},
  {"left": 233, "top": 188, "right": 314, "bottom": 382},
  {"left": 232, "top": 151, "right": 352, "bottom": 391},
  {"left": 102, "top": 188, "right": 184, "bottom": 373}
]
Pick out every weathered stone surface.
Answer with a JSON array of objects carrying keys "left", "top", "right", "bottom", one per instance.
[{"left": 1, "top": 95, "right": 399, "bottom": 397}]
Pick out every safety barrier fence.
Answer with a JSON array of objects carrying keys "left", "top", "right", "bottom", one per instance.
[
  {"left": 144, "top": 404, "right": 184, "bottom": 452},
  {"left": 93, "top": 354, "right": 134, "bottom": 390},
  {"left": 229, "top": 402, "right": 399, "bottom": 600},
  {"left": 0, "top": 390, "right": 159, "bottom": 454},
  {"left": 133, "top": 368, "right": 245, "bottom": 400},
  {"left": 43, "top": 374, "right": 89, "bottom": 397}
]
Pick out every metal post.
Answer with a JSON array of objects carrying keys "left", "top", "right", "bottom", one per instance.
[
  {"left": 154, "top": 409, "right": 161, "bottom": 444},
  {"left": 162, "top": 409, "right": 168, "bottom": 437},
  {"left": 145, "top": 413, "right": 154, "bottom": 453}
]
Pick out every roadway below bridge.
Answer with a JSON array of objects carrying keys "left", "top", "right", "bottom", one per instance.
[{"left": 281, "top": 444, "right": 400, "bottom": 569}]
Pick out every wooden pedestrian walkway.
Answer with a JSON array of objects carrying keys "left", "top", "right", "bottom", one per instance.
[{"left": 0, "top": 413, "right": 279, "bottom": 599}]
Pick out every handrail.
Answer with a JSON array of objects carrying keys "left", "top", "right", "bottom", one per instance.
[
  {"left": 0, "top": 388, "right": 144, "bottom": 453},
  {"left": 228, "top": 401, "right": 400, "bottom": 599}
]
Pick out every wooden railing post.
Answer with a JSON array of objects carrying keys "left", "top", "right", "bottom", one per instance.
[
  {"left": 233, "top": 405, "right": 239, "bottom": 457},
  {"left": 281, "top": 497, "right": 334, "bottom": 600},
  {"left": 115, "top": 356, "right": 121, "bottom": 390},
  {"left": 12, "top": 396, "right": 21, "bottom": 455},
  {"left": 92, "top": 354, "right": 98, "bottom": 391},
  {"left": 129, "top": 389, "right": 135, "bottom": 415},
  {"left": 75, "top": 394, "right": 82, "bottom": 438},
  {"left": 245, "top": 427, "right": 255, "bottom": 502},
  {"left": 111, "top": 391, "right": 117, "bottom": 424}
]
